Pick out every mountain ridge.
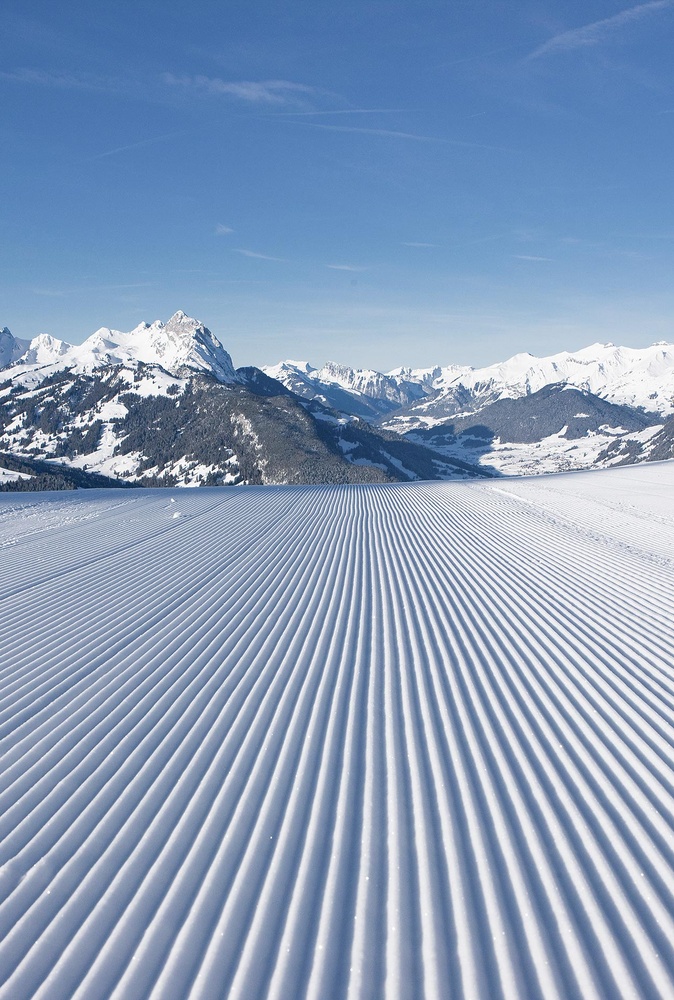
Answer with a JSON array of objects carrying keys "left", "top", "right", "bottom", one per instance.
[
  {"left": 5, "top": 313, "right": 673, "bottom": 417},
  {"left": 0, "top": 311, "right": 239, "bottom": 386},
  {"left": 2, "top": 312, "right": 673, "bottom": 485},
  {"left": 267, "top": 340, "right": 674, "bottom": 422}
]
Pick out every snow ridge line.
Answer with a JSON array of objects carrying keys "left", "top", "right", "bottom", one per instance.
[{"left": 1, "top": 469, "right": 673, "bottom": 999}]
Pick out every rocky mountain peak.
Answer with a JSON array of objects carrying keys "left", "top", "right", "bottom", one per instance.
[
  {"left": 0, "top": 328, "right": 32, "bottom": 369},
  {"left": 2, "top": 313, "right": 239, "bottom": 385}
]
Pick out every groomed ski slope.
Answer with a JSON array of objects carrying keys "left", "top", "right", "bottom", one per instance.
[{"left": 1, "top": 463, "right": 674, "bottom": 1000}]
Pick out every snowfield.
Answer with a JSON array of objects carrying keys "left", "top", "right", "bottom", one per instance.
[{"left": 1, "top": 463, "right": 674, "bottom": 999}]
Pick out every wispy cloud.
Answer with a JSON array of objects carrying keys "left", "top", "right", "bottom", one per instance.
[
  {"left": 163, "top": 74, "right": 317, "bottom": 105},
  {"left": 29, "top": 287, "right": 68, "bottom": 298},
  {"left": 1, "top": 64, "right": 323, "bottom": 113},
  {"left": 307, "top": 123, "right": 437, "bottom": 141},
  {"left": 455, "top": 233, "right": 509, "bottom": 248},
  {"left": 401, "top": 242, "right": 438, "bottom": 248},
  {"left": 1, "top": 66, "right": 171, "bottom": 108},
  {"left": 30, "top": 282, "right": 152, "bottom": 297},
  {"left": 215, "top": 224, "right": 234, "bottom": 235},
  {"left": 326, "top": 264, "right": 367, "bottom": 272},
  {"left": 273, "top": 108, "right": 404, "bottom": 117},
  {"left": 233, "top": 248, "right": 285, "bottom": 261},
  {"left": 297, "top": 122, "right": 511, "bottom": 151},
  {"left": 528, "top": 0, "right": 674, "bottom": 59},
  {"left": 557, "top": 236, "right": 651, "bottom": 259},
  {"left": 89, "top": 130, "right": 188, "bottom": 160},
  {"left": 515, "top": 254, "right": 553, "bottom": 261},
  {"left": 0, "top": 67, "right": 117, "bottom": 91}
]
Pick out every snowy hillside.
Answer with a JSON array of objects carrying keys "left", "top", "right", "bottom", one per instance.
[
  {"left": 398, "top": 383, "right": 664, "bottom": 477},
  {"left": 1, "top": 463, "right": 674, "bottom": 998},
  {"left": 261, "top": 342, "right": 674, "bottom": 475},
  {"left": 0, "top": 365, "right": 483, "bottom": 489}
]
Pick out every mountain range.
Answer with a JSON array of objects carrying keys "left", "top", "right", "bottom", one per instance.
[{"left": 1, "top": 311, "right": 673, "bottom": 488}]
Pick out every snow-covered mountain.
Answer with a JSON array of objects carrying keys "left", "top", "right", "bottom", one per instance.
[
  {"left": 0, "top": 327, "right": 30, "bottom": 368},
  {"left": 7, "top": 318, "right": 673, "bottom": 421},
  {"left": 257, "top": 341, "right": 674, "bottom": 477},
  {"left": 386, "top": 362, "right": 472, "bottom": 392},
  {"left": 3, "top": 314, "right": 674, "bottom": 485},
  {"left": 1, "top": 314, "right": 484, "bottom": 489},
  {"left": 387, "top": 341, "right": 674, "bottom": 426},
  {"left": 1, "top": 311, "right": 239, "bottom": 385},
  {"left": 266, "top": 342, "right": 674, "bottom": 427},
  {"left": 314, "top": 360, "right": 427, "bottom": 407},
  {"left": 0, "top": 364, "right": 480, "bottom": 489},
  {"left": 262, "top": 359, "right": 427, "bottom": 419}
]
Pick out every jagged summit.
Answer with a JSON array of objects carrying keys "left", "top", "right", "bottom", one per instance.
[
  {"left": 261, "top": 358, "right": 429, "bottom": 417},
  {"left": 77, "top": 311, "right": 238, "bottom": 381},
  {"left": 0, "top": 313, "right": 238, "bottom": 384},
  {"left": 0, "top": 327, "right": 30, "bottom": 369}
]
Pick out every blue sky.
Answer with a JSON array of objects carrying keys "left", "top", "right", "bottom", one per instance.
[{"left": 2, "top": 1, "right": 673, "bottom": 370}]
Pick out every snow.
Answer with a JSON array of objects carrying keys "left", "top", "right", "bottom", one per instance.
[
  {"left": 314, "top": 361, "right": 392, "bottom": 398},
  {"left": 1, "top": 461, "right": 674, "bottom": 998},
  {"left": 312, "top": 411, "right": 351, "bottom": 425},
  {"left": 379, "top": 451, "right": 420, "bottom": 480},
  {"left": 0, "top": 467, "right": 31, "bottom": 483},
  {"left": 131, "top": 371, "right": 185, "bottom": 398},
  {"left": 263, "top": 360, "right": 316, "bottom": 379},
  {"left": 385, "top": 362, "right": 472, "bottom": 390},
  {"left": 67, "top": 446, "right": 138, "bottom": 481},
  {"left": 337, "top": 438, "right": 359, "bottom": 452},
  {"left": 97, "top": 401, "right": 128, "bottom": 421},
  {"left": 152, "top": 457, "right": 234, "bottom": 487},
  {"left": 231, "top": 413, "right": 261, "bottom": 452},
  {"left": 402, "top": 423, "right": 663, "bottom": 478}
]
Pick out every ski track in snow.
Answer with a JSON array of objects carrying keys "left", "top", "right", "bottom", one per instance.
[{"left": 1, "top": 463, "right": 674, "bottom": 999}]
